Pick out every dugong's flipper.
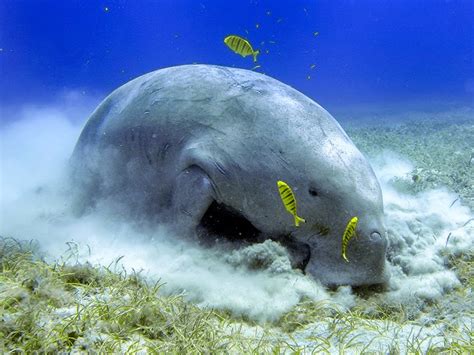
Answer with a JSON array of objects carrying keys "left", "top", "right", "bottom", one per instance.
[{"left": 172, "top": 165, "right": 215, "bottom": 239}]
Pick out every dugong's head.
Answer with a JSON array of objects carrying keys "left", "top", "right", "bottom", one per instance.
[
  {"left": 278, "top": 118, "right": 388, "bottom": 287},
  {"left": 206, "top": 76, "right": 388, "bottom": 287}
]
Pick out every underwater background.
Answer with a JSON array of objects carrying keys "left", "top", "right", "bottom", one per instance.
[
  {"left": 1, "top": 0, "right": 473, "bottom": 353},
  {"left": 1, "top": 0, "right": 473, "bottom": 111}
]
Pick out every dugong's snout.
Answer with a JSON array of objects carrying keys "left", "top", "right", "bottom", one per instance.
[
  {"left": 351, "top": 226, "right": 389, "bottom": 285},
  {"left": 300, "top": 220, "right": 389, "bottom": 287}
]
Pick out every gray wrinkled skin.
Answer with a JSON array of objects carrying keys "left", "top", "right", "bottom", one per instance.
[{"left": 71, "top": 64, "right": 388, "bottom": 286}]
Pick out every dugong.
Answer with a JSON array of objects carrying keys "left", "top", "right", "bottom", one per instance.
[{"left": 71, "top": 64, "right": 388, "bottom": 286}]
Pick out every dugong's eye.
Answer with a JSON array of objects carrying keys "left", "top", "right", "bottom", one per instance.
[{"left": 308, "top": 187, "right": 319, "bottom": 197}]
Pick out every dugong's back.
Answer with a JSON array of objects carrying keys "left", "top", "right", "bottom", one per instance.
[{"left": 74, "top": 64, "right": 343, "bottom": 149}]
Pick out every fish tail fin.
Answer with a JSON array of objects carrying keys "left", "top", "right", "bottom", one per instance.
[
  {"left": 294, "top": 215, "right": 306, "bottom": 227},
  {"left": 253, "top": 50, "right": 260, "bottom": 63},
  {"left": 342, "top": 252, "right": 349, "bottom": 263}
]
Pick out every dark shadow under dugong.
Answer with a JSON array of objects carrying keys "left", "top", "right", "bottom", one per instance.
[{"left": 70, "top": 64, "right": 389, "bottom": 287}]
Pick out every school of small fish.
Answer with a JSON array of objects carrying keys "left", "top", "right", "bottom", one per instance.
[{"left": 223, "top": 5, "right": 319, "bottom": 78}]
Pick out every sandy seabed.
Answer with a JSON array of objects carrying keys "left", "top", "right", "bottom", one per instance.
[{"left": 0, "top": 103, "right": 472, "bottom": 353}]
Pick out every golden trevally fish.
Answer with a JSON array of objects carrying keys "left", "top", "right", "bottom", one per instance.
[
  {"left": 342, "top": 216, "right": 358, "bottom": 262},
  {"left": 224, "top": 35, "right": 260, "bottom": 62},
  {"left": 277, "top": 180, "right": 306, "bottom": 227}
]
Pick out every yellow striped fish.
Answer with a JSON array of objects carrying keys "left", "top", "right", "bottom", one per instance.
[
  {"left": 224, "top": 35, "right": 260, "bottom": 62},
  {"left": 277, "top": 181, "right": 305, "bottom": 227},
  {"left": 341, "top": 217, "right": 358, "bottom": 262}
]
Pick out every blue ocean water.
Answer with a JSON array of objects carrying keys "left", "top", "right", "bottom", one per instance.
[{"left": 1, "top": 0, "right": 473, "bottom": 113}]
